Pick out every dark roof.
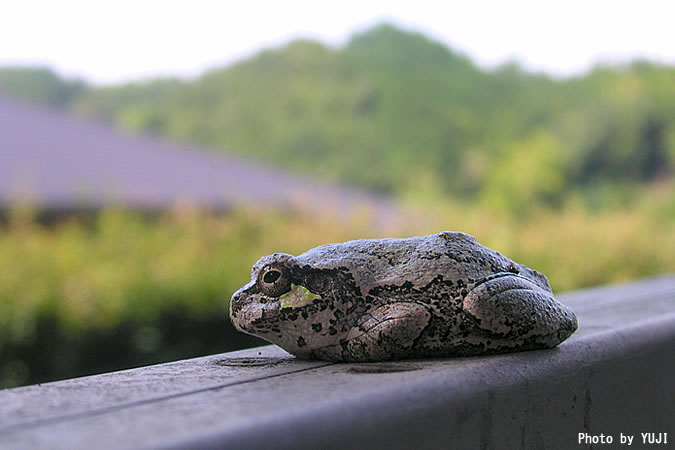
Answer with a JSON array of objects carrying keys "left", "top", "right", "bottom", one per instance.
[{"left": 0, "top": 94, "right": 398, "bottom": 221}]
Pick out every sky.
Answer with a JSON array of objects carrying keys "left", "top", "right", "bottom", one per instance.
[{"left": 1, "top": 0, "right": 674, "bottom": 85}]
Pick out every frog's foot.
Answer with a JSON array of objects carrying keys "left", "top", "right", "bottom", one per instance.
[
  {"left": 463, "top": 274, "right": 578, "bottom": 347},
  {"left": 342, "top": 303, "right": 431, "bottom": 361}
]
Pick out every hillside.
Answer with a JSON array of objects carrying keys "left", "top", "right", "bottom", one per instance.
[{"left": 2, "top": 23, "right": 674, "bottom": 213}]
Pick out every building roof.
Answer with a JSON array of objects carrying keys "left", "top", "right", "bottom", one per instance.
[{"left": 0, "top": 94, "right": 398, "bottom": 221}]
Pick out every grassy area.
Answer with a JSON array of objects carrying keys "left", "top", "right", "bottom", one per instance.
[{"left": 1, "top": 196, "right": 673, "bottom": 388}]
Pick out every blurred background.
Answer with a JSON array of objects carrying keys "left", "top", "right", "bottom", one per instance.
[{"left": 1, "top": 1, "right": 674, "bottom": 388}]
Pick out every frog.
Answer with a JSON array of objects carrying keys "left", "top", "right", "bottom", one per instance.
[{"left": 229, "top": 232, "right": 578, "bottom": 362}]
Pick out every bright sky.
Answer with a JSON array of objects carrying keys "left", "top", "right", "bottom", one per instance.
[{"left": 1, "top": 0, "right": 674, "bottom": 85}]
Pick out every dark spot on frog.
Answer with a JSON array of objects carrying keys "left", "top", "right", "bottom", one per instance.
[
  {"left": 297, "top": 336, "right": 306, "bottom": 347},
  {"left": 305, "top": 275, "right": 328, "bottom": 292},
  {"left": 311, "top": 323, "right": 322, "bottom": 332},
  {"left": 215, "top": 357, "right": 284, "bottom": 367},
  {"left": 508, "top": 263, "right": 520, "bottom": 274},
  {"left": 346, "top": 363, "right": 422, "bottom": 374}
]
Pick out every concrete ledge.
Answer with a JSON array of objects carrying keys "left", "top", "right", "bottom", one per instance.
[{"left": 1, "top": 276, "right": 673, "bottom": 449}]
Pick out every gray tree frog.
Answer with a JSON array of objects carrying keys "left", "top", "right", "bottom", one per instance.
[{"left": 230, "top": 232, "right": 578, "bottom": 362}]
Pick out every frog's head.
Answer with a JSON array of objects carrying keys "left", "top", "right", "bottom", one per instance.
[{"left": 230, "top": 253, "right": 350, "bottom": 358}]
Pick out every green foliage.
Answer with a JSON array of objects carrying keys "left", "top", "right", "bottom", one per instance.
[
  {"left": 0, "top": 66, "right": 86, "bottom": 107},
  {"left": 2, "top": 24, "right": 674, "bottom": 207},
  {"left": 480, "top": 130, "right": 566, "bottom": 213},
  {"left": 1, "top": 198, "right": 673, "bottom": 388}
]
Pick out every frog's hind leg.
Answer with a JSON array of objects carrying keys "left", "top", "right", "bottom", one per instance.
[
  {"left": 463, "top": 274, "right": 578, "bottom": 349},
  {"left": 343, "top": 303, "right": 431, "bottom": 361}
]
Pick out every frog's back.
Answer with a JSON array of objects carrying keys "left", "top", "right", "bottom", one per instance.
[{"left": 296, "top": 231, "right": 550, "bottom": 294}]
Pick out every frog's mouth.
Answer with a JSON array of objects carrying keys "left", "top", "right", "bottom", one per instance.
[
  {"left": 234, "top": 303, "right": 281, "bottom": 334},
  {"left": 230, "top": 291, "right": 281, "bottom": 334}
]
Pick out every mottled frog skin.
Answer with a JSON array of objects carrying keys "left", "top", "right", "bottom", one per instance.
[{"left": 230, "top": 232, "right": 578, "bottom": 362}]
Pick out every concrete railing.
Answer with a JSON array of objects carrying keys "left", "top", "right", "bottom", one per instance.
[{"left": 1, "top": 276, "right": 673, "bottom": 449}]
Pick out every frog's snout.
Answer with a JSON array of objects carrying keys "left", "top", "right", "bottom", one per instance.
[
  {"left": 230, "top": 289, "right": 256, "bottom": 330},
  {"left": 229, "top": 289, "right": 280, "bottom": 334},
  {"left": 230, "top": 289, "right": 245, "bottom": 315},
  {"left": 229, "top": 289, "right": 246, "bottom": 332}
]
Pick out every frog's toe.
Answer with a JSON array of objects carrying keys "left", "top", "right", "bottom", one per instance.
[
  {"left": 463, "top": 274, "right": 577, "bottom": 346},
  {"left": 343, "top": 303, "right": 431, "bottom": 361}
]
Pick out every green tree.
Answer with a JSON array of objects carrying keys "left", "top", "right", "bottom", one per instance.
[
  {"left": 480, "top": 131, "right": 566, "bottom": 214},
  {"left": 0, "top": 67, "right": 86, "bottom": 107},
  {"left": 1, "top": 24, "right": 674, "bottom": 212}
]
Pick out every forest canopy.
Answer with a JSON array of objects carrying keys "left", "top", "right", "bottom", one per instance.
[{"left": 1, "top": 23, "right": 673, "bottom": 214}]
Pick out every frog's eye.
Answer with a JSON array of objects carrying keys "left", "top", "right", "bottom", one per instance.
[{"left": 257, "top": 264, "right": 291, "bottom": 297}]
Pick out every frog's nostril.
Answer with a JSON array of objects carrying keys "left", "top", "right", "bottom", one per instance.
[{"left": 230, "top": 291, "right": 244, "bottom": 313}]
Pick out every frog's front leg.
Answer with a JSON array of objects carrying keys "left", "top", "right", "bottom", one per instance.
[
  {"left": 342, "top": 303, "right": 431, "bottom": 361},
  {"left": 463, "top": 274, "right": 578, "bottom": 348}
]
